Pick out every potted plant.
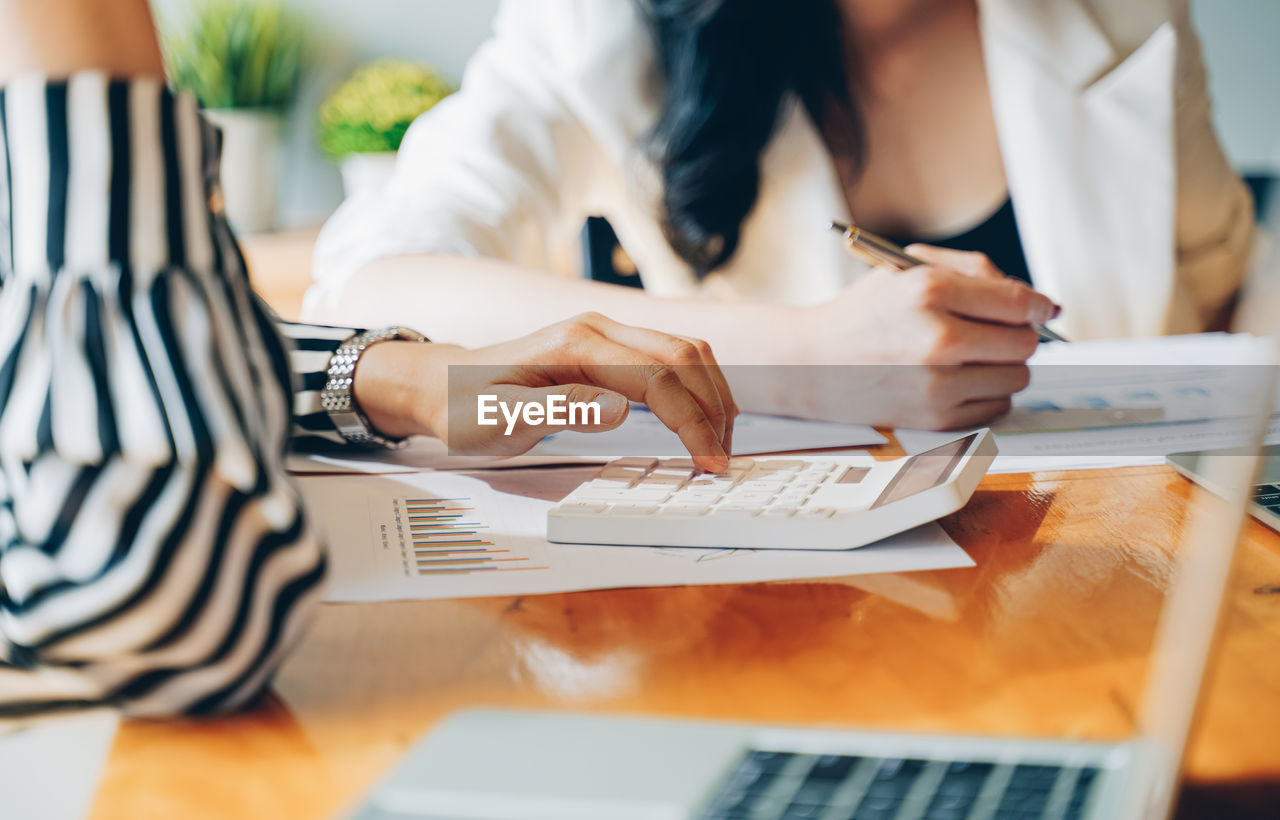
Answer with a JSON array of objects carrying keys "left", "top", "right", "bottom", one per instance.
[
  {"left": 162, "top": 0, "right": 304, "bottom": 233},
  {"left": 319, "top": 60, "right": 455, "bottom": 196}
]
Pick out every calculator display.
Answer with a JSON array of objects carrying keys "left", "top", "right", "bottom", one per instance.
[{"left": 871, "top": 432, "right": 978, "bottom": 508}]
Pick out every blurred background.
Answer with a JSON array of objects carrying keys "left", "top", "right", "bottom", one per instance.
[{"left": 150, "top": 0, "right": 1280, "bottom": 234}]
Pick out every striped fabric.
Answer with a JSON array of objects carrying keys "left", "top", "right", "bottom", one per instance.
[{"left": 0, "top": 74, "right": 360, "bottom": 717}]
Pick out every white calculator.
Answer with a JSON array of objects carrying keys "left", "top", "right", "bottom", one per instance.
[{"left": 547, "top": 429, "right": 996, "bottom": 550}]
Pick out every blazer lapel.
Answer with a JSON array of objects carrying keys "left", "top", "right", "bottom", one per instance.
[{"left": 980, "top": 0, "right": 1180, "bottom": 338}]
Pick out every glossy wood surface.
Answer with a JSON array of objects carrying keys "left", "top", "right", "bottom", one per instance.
[{"left": 86, "top": 236, "right": 1280, "bottom": 818}]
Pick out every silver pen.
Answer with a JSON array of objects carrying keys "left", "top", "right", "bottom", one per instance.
[{"left": 829, "top": 220, "right": 1069, "bottom": 343}]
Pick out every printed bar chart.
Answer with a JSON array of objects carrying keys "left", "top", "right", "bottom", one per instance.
[{"left": 404, "top": 498, "right": 548, "bottom": 575}]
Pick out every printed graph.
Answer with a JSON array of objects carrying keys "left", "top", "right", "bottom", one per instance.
[{"left": 403, "top": 497, "right": 548, "bottom": 576}]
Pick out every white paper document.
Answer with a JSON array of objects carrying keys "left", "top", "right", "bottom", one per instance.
[
  {"left": 896, "top": 333, "right": 1276, "bottom": 472},
  {"left": 298, "top": 468, "right": 971, "bottom": 603},
  {"left": 287, "top": 435, "right": 598, "bottom": 476}
]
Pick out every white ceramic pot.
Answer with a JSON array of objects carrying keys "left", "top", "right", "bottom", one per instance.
[
  {"left": 203, "top": 108, "right": 283, "bottom": 234},
  {"left": 340, "top": 152, "right": 398, "bottom": 197}
]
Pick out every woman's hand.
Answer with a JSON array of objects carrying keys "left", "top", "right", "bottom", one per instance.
[
  {"left": 351, "top": 313, "right": 736, "bottom": 472},
  {"left": 767, "top": 246, "right": 1058, "bottom": 429}
]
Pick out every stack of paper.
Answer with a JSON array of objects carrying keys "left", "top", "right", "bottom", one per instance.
[{"left": 896, "top": 333, "right": 1278, "bottom": 472}]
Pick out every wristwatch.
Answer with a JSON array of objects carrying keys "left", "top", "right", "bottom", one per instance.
[{"left": 321, "top": 326, "right": 428, "bottom": 449}]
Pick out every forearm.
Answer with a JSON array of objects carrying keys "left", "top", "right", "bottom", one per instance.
[
  {"left": 0, "top": 0, "right": 164, "bottom": 80},
  {"left": 309, "top": 254, "right": 806, "bottom": 366}
]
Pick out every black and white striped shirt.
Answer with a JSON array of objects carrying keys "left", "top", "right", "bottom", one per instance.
[{"left": 0, "top": 74, "right": 362, "bottom": 717}]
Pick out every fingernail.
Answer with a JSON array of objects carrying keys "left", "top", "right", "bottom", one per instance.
[
  {"left": 598, "top": 392, "right": 628, "bottom": 420},
  {"left": 1031, "top": 299, "right": 1058, "bottom": 325},
  {"left": 1051, "top": 303, "right": 1063, "bottom": 319}
]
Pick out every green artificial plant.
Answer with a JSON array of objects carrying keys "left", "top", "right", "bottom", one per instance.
[
  {"left": 162, "top": 0, "right": 304, "bottom": 110},
  {"left": 319, "top": 60, "right": 455, "bottom": 159}
]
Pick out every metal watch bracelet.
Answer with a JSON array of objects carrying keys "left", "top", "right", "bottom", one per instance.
[{"left": 320, "top": 326, "right": 428, "bottom": 449}]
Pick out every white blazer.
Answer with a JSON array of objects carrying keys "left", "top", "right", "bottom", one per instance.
[{"left": 309, "top": 0, "right": 1254, "bottom": 340}]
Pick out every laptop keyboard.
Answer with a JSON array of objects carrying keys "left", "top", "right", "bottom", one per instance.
[
  {"left": 1252, "top": 483, "right": 1280, "bottom": 515},
  {"left": 699, "top": 750, "right": 1099, "bottom": 820}
]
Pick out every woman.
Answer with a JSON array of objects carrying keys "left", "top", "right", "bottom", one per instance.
[
  {"left": 309, "top": 0, "right": 1253, "bottom": 428},
  {"left": 0, "top": 0, "right": 733, "bottom": 716}
]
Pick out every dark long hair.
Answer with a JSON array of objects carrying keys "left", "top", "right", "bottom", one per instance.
[{"left": 639, "top": 0, "right": 862, "bottom": 276}]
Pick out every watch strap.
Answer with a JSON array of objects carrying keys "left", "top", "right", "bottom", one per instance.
[{"left": 321, "top": 326, "right": 427, "bottom": 449}]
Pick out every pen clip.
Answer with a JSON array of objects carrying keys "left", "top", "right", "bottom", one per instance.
[
  {"left": 830, "top": 221, "right": 918, "bottom": 271},
  {"left": 830, "top": 221, "right": 885, "bottom": 268}
]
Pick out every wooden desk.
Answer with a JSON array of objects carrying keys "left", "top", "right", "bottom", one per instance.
[{"left": 87, "top": 238, "right": 1280, "bottom": 819}]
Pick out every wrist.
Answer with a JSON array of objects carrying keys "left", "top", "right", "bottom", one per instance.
[{"left": 352, "top": 340, "right": 462, "bottom": 441}]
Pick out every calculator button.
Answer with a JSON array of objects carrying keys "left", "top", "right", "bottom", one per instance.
[
  {"left": 612, "top": 457, "right": 659, "bottom": 470},
  {"left": 725, "top": 493, "right": 776, "bottom": 506},
  {"left": 599, "top": 472, "right": 642, "bottom": 482},
  {"left": 707, "top": 507, "right": 760, "bottom": 519},
  {"left": 670, "top": 489, "right": 725, "bottom": 500},
  {"left": 726, "top": 485, "right": 774, "bottom": 496},
  {"left": 585, "top": 477, "right": 638, "bottom": 490},
  {"left": 601, "top": 463, "right": 647, "bottom": 474},
  {"left": 717, "top": 499, "right": 767, "bottom": 509},
  {"left": 652, "top": 468, "right": 695, "bottom": 480},
  {"left": 608, "top": 502, "right": 658, "bottom": 515},
  {"left": 758, "top": 460, "right": 805, "bottom": 470},
  {"left": 659, "top": 503, "right": 711, "bottom": 516},
  {"left": 551, "top": 503, "right": 608, "bottom": 515},
  {"left": 670, "top": 499, "right": 722, "bottom": 510},
  {"left": 639, "top": 475, "right": 686, "bottom": 486},
  {"left": 795, "top": 506, "right": 835, "bottom": 519},
  {"left": 671, "top": 498, "right": 725, "bottom": 509},
  {"left": 698, "top": 482, "right": 740, "bottom": 494},
  {"left": 658, "top": 458, "right": 696, "bottom": 469},
  {"left": 760, "top": 507, "right": 795, "bottom": 518},
  {"left": 572, "top": 487, "right": 670, "bottom": 502},
  {"left": 738, "top": 479, "right": 787, "bottom": 492},
  {"left": 835, "top": 466, "right": 871, "bottom": 484}
]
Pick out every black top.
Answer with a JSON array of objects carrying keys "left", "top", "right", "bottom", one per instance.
[
  {"left": 583, "top": 196, "right": 1033, "bottom": 288},
  {"left": 888, "top": 196, "right": 1033, "bottom": 285}
]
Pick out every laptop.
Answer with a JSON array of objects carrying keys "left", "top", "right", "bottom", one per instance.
[
  {"left": 345, "top": 362, "right": 1274, "bottom": 820},
  {"left": 1169, "top": 445, "right": 1280, "bottom": 531}
]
